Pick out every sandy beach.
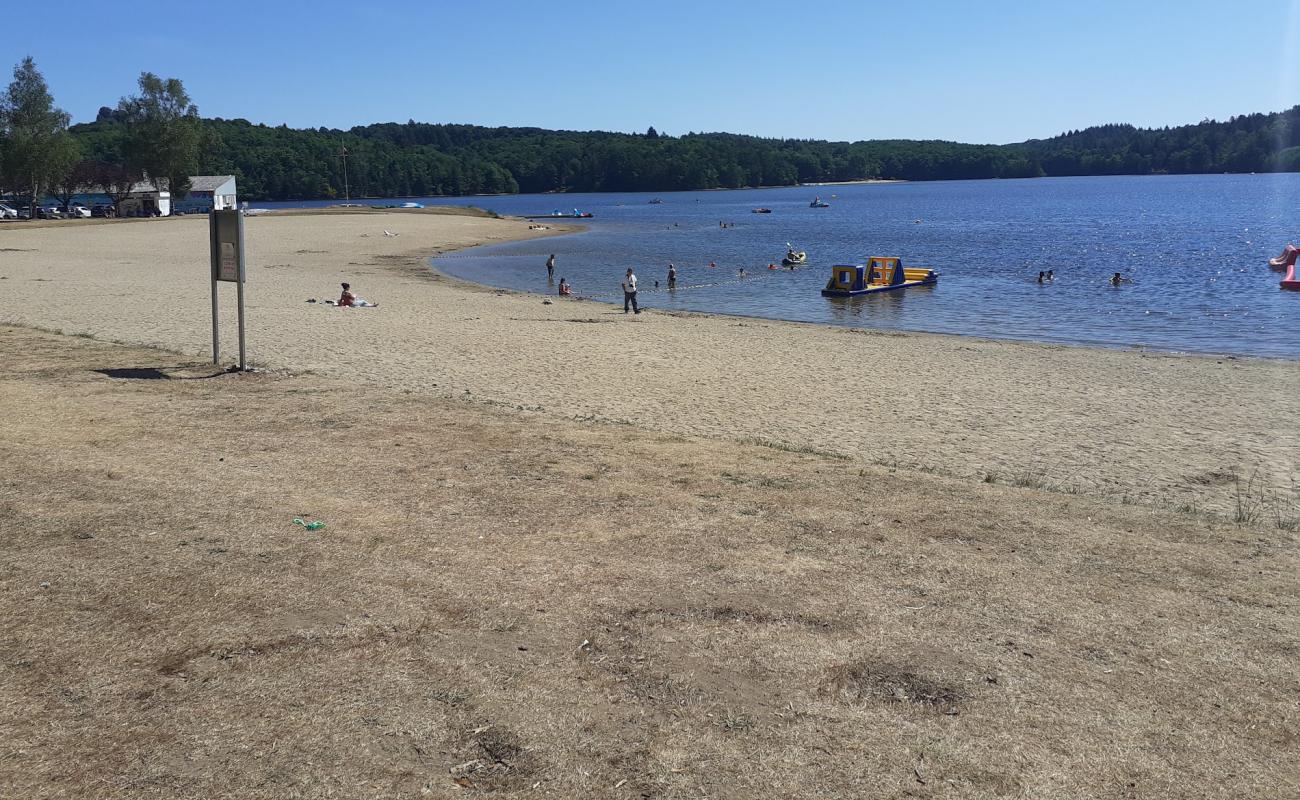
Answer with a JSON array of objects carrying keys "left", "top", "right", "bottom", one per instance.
[
  {"left": 1, "top": 209, "right": 1295, "bottom": 515},
  {"left": 2, "top": 210, "right": 1297, "bottom": 797}
]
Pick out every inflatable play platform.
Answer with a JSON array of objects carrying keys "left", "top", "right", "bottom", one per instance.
[
  {"left": 821, "top": 257, "right": 938, "bottom": 296},
  {"left": 1269, "top": 245, "right": 1300, "bottom": 290}
]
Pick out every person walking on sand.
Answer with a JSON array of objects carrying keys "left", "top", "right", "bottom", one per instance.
[
  {"left": 622, "top": 268, "right": 640, "bottom": 314},
  {"left": 546, "top": 254, "right": 556, "bottom": 279},
  {"left": 667, "top": 263, "right": 677, "bottom": 290}
]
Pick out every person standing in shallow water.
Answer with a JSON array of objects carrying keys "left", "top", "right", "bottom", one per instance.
[
  {"left": 545, "top": 254, "right": 556, "bottom": 279},
  {"left": 667, "top": 263, "right": 677, "bottom": 290},
  {"left": 622, "top": 268, "right": 640, "bottom": 314}
]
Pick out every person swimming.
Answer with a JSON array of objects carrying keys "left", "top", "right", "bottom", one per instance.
[{"left": 1037, "top": 271, "right": 1045, "bottom": 283}]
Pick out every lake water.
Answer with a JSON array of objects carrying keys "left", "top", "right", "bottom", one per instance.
[{"left": 261, "top": 174, "right": 1300, "bottom": 359}]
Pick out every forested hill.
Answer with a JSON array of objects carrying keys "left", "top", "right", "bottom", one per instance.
[{"left": 70, "top": 106, "right": 1300, "bottom": 200}]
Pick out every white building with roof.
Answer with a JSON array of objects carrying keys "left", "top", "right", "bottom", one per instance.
[
  {"left": 120, "top": 175, "right": 238, "bottom": 216},
  {"left": 120, "top": 179, "right": 171, "bottom": 217},
  {"left": 183, "top": 175, "right": 238, "bottom": 211}
]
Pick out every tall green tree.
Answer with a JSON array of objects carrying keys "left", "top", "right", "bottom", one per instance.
[
  {"left": 117, "top": 72, "right": 200, "bottom": 197},
  {"left": 95, "top": 161, "right": 141, "bottom": 212},
  {"left": 52, "top": 156, "right": 97, "bottom": 210},
  {"left": 0, "top": 57, "right": 78, "bottom": 213}
]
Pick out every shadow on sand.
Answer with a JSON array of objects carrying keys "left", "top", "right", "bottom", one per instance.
[{"left": 94, "top": 366, "right": 237, "bottom": 381}]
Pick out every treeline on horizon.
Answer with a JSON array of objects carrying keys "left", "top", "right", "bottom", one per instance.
[
  {"left": 78, "top": 108, "right": 1296, "bottom": 201},
  {"left": 8, "top": 47, "right": 1300, "bottom": 204}
]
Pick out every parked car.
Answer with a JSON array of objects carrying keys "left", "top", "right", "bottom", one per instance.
[
  {"left": 65, "top": 204, "right": 91, "bottom": 218},
  {"left": 37, "top": 205, "right": 64, "bottom": 219},
  {"left": 17, "top": 207, "right": 32, "bottom": 219},
  {"left": 91, "top": 204, "right": 116, "bottom": 218},
  {"left": 0, "top": 203, "right": 17, "bottom": 220}
]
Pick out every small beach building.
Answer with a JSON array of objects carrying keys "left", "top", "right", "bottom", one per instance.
[
  {"left": 181, "top": 175, "right": 238, "bottom": 212},
  {"left": 120, "top": 179, "right": 171, "bottom": 217},
  {"left": 117, "top": 175, "right": 237, "bottom": 216}
]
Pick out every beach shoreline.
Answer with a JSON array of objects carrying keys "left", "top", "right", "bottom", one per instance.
[
  {"left": 427, "top": 258, "right": 1295, "bottom": 366},
  {"left": 2, "top": 209, "right": 1295, "bottom": 515},
  {"left": 427, "top": 211, "right": 1297, "bottom": 365},
  {"left": 798, "top": 178, "right": 907, "bottom": 187}
]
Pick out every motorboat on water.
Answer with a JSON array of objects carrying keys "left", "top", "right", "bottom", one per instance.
[
  {"left": 648, "top": 198, "right": 664, "bottom": 204},
  {"left": 781, "top": 245, "right": 807, "bottom": 266},
  {"left": 752, "top": 207, "right": 772, "bottom": 214},
  {"left": 810, "top": 197, "right": 830, "bottom": 208}
]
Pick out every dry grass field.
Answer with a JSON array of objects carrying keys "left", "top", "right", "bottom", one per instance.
[{"left": 1, "top": 325, "right": 1296, "bottom": 799}]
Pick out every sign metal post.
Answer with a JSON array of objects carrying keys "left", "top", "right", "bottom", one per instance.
[{"left": 209, "top": 210, "right": 248, "bottom": 370}]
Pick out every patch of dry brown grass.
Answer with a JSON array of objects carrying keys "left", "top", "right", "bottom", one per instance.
[{"left": 0, "top": 326, "right": 1296, "bottom": 799}]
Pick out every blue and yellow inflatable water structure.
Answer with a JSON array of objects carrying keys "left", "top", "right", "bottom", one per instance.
[{"left": 821, "top": 257, "right": 938, "bottom": 296}]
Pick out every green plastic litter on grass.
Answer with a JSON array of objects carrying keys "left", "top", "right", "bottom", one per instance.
[{"left": 292, "top": 518, "right": 327, "bottom": 531}]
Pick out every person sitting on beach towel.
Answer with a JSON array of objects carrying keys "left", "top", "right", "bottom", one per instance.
[{"left": 336, "top": 282, "right": 379, "bottom": 308}]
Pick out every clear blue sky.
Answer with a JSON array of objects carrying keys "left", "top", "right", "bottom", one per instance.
[{"left": 6, "top": 0, "right": 1300, "bottom": 143}]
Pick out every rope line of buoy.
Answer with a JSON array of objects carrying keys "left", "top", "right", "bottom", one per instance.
[
  {"left": 430, "top": 253, "right": 540, "bottom": 261},
  {"left": 431, "top": 252, "right": 809, "bottom": 299},
  {"left": 566, "top": 266, "right": 806, "bottom": 300}
]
